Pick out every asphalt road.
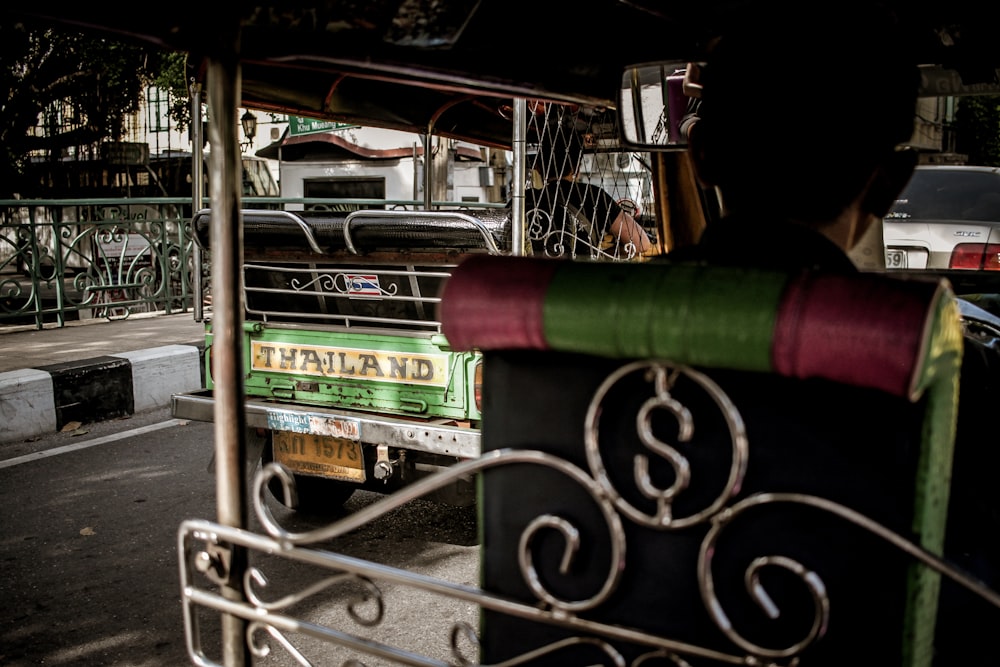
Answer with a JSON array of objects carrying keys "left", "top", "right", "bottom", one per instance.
[{"left": 0, "top": 408, "right": 479, "bottom": 666}]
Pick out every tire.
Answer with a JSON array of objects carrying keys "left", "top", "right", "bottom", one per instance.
[
  {"left": 278, "top": 474, "right": 356, "bottom": 514},
  {"left": 258, "top": 431, "right": 356, "bottom": 514}
]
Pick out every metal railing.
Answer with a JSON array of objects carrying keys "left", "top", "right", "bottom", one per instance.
[
  {"left": 0, "top": 197, "right": 508, "bottom": 330},
  {"left": 0, "top": 197, "right": 203, "bottom": 328}
]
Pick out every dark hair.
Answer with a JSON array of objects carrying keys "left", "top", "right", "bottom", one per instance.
[
  {"left": 695, "top": 3, "right": 919, "bottom": 222},
  {"left": 537, "top": 114, "right": 584, "bottom": 182}
]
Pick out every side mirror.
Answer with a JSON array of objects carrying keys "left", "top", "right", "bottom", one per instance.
[{"left": 619, "top": 61, "right": 699, "bottom": 149}]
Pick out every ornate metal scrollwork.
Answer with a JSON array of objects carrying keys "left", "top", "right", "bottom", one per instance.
[
  {"left": 1, "top": 204, "right": 195, "bottom": 324},
  {"left": 526, "top": 206, "right": 638, "bottom": 261},
  {"left": 178, "top": 359, "right": 1000, "bottom": 667},
  {"left": 584, "top": 361, "right": 748, "bottom": 529}
]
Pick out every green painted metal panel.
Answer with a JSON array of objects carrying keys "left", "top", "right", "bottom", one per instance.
[{"left": 236, "top": 325, "right": 479, "bottom": 421}]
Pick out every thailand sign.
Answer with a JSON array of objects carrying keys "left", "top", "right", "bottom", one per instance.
[{"left": 251, "top": 340, "right": 449, "bottom": 387}]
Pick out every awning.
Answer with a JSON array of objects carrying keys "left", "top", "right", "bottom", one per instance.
[{"left": 8, "top": 2, "right": 1000, "bottom": 148}]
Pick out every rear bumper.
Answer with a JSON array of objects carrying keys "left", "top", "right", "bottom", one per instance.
[{"left": 171, "top": 389, "right": 481, "bottom": 459}]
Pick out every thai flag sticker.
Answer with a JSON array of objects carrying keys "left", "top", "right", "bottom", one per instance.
[{"left": 346, "top": 274, "right": 381, "bottom": 296}]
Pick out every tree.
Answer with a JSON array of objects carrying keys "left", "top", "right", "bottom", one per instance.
[
  {"left": 154, "top": 51, "right": 195, "bottom": 134},
  {"left": 0, "top": 19, "right": 183, "bottom": 197}
]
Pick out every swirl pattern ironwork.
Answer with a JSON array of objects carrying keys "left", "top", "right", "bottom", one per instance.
[
  {"left": 177, "top": 359, "right": 1000, "bottom": 667},
  {"left": 0, "top": 202, "right": 198, "bottom": 325}
]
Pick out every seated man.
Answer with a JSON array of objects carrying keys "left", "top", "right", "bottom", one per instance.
[
  {"left": 527, "top": 113, "right": 653, "bottom": 260},
  {"left": 669, "top": 3, "right": 1000, "bottom": 663}
]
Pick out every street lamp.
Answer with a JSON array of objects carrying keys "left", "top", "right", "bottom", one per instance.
[{"left": 240, "top": 110, "right": 257, "bottom": 152}]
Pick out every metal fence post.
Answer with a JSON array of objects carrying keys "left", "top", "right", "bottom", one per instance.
[{"left": 191, "top": 79, "right": 206, "bottom": 323}]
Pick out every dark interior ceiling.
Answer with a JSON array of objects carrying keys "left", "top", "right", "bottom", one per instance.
[{"left": 6, "top": 2, "right": 1000, "bottom": 148}]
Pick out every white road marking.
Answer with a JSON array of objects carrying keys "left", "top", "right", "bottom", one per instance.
[{"left": 0, "top": 419, "right": 186, "bottom": 469}]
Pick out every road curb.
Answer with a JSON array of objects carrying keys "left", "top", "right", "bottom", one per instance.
[{"left": 0, "top": 343, "right": 205, "bottom": 444}]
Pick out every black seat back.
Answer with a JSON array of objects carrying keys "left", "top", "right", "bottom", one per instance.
[{"left": 440, "top": 255, "right": 963, "bottom": 666}]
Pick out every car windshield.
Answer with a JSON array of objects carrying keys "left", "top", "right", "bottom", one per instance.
[{"left": 888, "top": 168, "right": 1000, "bottom": 222}]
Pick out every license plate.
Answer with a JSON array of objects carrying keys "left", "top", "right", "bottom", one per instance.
[
  {"left": 885, "top": 248, "right": 907, "bottom": 269},
  {"left": 273, "top": 430, "right": 366, "bottom": 483}
]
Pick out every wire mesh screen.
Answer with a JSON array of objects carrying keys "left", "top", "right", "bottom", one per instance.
[{"left": 524, "top": 103, "right": 656, "bottom": 261}]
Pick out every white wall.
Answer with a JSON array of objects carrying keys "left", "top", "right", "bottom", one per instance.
[
  {"left": 278, "top": 126, "right": 497, "bottom": 206},
  {"left": 280, "top": 159, "right": 418, "bottom": 207}
]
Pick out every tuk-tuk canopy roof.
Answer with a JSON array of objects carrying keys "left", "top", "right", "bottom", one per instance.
[{"left": 7, "top": 1, "right": 1000, "bottom": 148}]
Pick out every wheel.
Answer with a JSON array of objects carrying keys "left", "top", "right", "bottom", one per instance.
[
  {"left": 257, "top": 430, "right": 356, "bottom": 514},
  {"left": 279, "top": 474, "right": 356, "bottom": 514}
]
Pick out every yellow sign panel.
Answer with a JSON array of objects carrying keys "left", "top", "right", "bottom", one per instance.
[
  {"left": 251, "top": 341, "right": 449, "bottom": 387},
  {"left": 273, "top": 430, "right": 366, "bottom": 483}
]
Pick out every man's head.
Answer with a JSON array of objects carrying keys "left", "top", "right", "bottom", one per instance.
[{"left": 688, "top": 3, "right": 919, "bottom": 228}]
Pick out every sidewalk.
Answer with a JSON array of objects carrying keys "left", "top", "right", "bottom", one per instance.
[{"left": 0, "top": 311, "right": 208, "bottom": 443}]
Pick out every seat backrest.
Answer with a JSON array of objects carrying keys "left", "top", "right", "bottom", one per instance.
[{"left": 440, "top": 254, "right": 964, "bottom": 667}]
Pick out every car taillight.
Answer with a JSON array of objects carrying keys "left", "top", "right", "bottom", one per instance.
[
  {"left": 473, "top": 360, "right": 483, "bottom": 411},
  {"left": 949, "top": 243, "right": 1000, "bottom": 270}
]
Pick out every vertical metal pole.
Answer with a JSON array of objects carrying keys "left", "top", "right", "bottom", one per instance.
[
  {"left": 413, "top": 143, "right": 419, "bottom": 202},
  {"left": 206, "top": 32, "right": 250, "bottom": 666},
  {"left": 511, "top": 98, "right": 527, "bottom": 256},
  {"left": 190, "top": 80, "right": 205, "bottom": 322},
  {"left": 423, "top": 130, "right": 433, "bottom": 210},
  {"left": 421, "top": 98, "right": 468, "bottom": 210},
  {"left": 27, "top": 209, "right": 43, "bottom": 329}
]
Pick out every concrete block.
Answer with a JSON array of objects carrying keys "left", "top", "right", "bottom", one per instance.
[
  {"left": 44, "top": 356, "right": 132, "bottom": 429},
  {"left": 117, "top": 344, "right": 202, "bottom": 413},
  {"left": 0, "top": 369, "right": 55, "bottom": 443}
]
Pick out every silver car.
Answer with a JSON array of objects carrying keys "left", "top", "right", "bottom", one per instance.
[{"left": 883, "top": 164, "right": 1000, "bottom": 271}]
